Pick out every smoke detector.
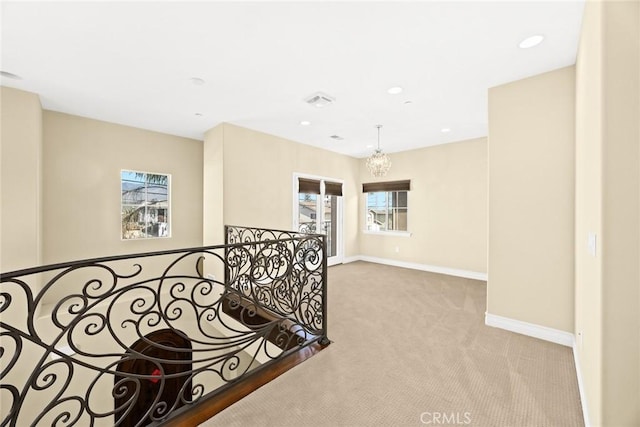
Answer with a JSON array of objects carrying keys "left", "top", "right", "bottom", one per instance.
[{"left": 304, "top": 92, "right": 335, "bottom": 108}]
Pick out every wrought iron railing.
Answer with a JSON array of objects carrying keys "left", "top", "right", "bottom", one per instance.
[
  {"left": 0, "top": 226, "right": 327, "bottom": 426},
  {"left": 297, "top": 221, "right": 331, "bottom": 256}
]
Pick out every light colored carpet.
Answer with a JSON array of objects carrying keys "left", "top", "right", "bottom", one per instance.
[{"left": 199, "top": 261, "right": 584, "bottom": 427}]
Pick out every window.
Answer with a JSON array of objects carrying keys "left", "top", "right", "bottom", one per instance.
[
  {"left": 366, "top": 191, "right": 408, "bottom": 232},
  {"left": 295, "top": 175, "right": 343, "bottom": 260},
  {"left": 363, "top": 180, "right": 410, "bottom": 232},
  {"left": 121, "top": 170, "right": 170, "bottom": 239}
]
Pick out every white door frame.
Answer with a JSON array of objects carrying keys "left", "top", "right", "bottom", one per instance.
[{"left": 292, "top": 173, "right": 344, "bottom": 266}]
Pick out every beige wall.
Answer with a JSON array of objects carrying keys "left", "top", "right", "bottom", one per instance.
[
  {"left": 204, "top": 123, "right": 361, "bottom": 258},
  {"left": 600, "top": 3, "right": 639, "bottom": 425},
  {"left": 358, "top": 138, "right": 488, "bottom": 275},
  {"left": 202, "top": 124, "right": 225, "bottom": 280},
  {"left": 0, "top": 94, "right": 485, "bottom": 279},
  {"left": 42, "top": 111, "right": 203, "bottom": 264},
  {"left": 203, "top": 124, "right": 224, "bottom": 247},
  {"left": 575, "top": 1, "right": 640, "bottom": 426},
  {"left": 488, "top": 66, "right": 575, "bottom": 333},
  {"left": 575, "top": 1, "right": 604, "bottom": 423},
  {"left": 203, "top": 124, "right": 488, "bottom": 274},
  {"left": 0, "top": 87, "right": 43, "bottom": 272}
]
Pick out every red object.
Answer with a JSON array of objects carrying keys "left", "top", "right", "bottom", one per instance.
[{"left": 150, "top": 368, "right": 162, "bottom": 384}]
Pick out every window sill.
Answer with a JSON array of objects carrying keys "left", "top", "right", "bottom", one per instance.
[{"left": 362, "top": 230, "right": 412, "bottom": 238}]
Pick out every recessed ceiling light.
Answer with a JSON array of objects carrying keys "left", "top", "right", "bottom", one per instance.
[
  {"left": 0, "top": 71, "right": 23, "bottom": 80},
  {"left": 518, "top": 35, "right": 545, "bottom": 49},
  {"left": 441, "top": 128, "right": 451, "bottom": 133},
  {"left": 190, "top": 77, "right": 206, "bottom": 86},
  {"left": 330, "top": 135, "right": 344, "bottom": 141},
  {"left": 300, "top": 120, "right": 311, "bottom": 126},
  {"left": 195, "top": 112, "right": 204, "bottom": 117},
  {"left": 366, "top": 144, "right": 374, "bottom": 149},
  {"left": 387, "top": 86, "right": 403, "bottom": 95},
  {"left": 403, "top": 100, "right": 413, "bottom": 105}
]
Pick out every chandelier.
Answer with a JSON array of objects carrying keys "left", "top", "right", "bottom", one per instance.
[{"left": 366, "top": 125, "right": 391, "bottom": 177}]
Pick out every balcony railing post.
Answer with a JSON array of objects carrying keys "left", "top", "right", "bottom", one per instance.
[
  {"left": 319, "top": 233, "right": 330, "bottom": 346},
  {"left": 224, "top": 224, "right": 229, "bottom": 288}
]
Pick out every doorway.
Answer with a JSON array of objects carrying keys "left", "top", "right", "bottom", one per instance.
[
  {"left": 115, "top": 329, "right": 192, "bottom": 427},
  {"left": 294, "top": 174, "right": 343, "bottom": 266}
]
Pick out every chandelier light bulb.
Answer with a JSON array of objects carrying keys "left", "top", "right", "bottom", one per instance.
[{"left": 366, "top": 125, "right": 391, "bottom": 177}]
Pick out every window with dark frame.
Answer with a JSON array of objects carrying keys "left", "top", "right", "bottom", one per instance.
[
  {"left": 297, "top": 176, "right": 342, "bottom": 257},
  {"left": 121, "top": 170, "right": 170, "bottom": 240},
  {"left": 363, "top": 180, "right": 410, "bottom": 232}
]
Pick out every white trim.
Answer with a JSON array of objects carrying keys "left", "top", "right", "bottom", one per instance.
[
  {"left": 292, "top": 172, "right": 345, "bottom": 265},
  {"left": 327, "top": 257, "right": 342, "bottom": 267},
  {"left": 292, "top": 173, "right": 300, "bottom": 231},
  {"left": 338, "top": 257, "right": 589, "bottom": 427},
  {"left": 484, "top": 312, "right": 573, "bottom": 347},
  {"left": 363, "top": 188, "right": 411, "bottom": 236},
  {"left": 572, "top": 338, "right": 591, "bottom": 427},
  {"left": 344, "top": 255, "right": 487, "bottom": 281},
  {"left": 120, "top": 169, "right": 172, "bottom": 241},
  {"left": 484, "top": 313, "right": 589, "bottom": 426},
  {"left": 337, "top": 255, "right": 589, "bottom": 427},
  {"left": 362, "top": 230, "right": 412, "bottom": 237}
]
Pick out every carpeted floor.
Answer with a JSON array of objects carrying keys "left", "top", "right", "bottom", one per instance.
[{"left": 200, "top": 261, "right": 584, "bottom": 427}]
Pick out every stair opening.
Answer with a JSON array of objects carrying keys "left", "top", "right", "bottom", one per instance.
[{"left": 115, "top": 329, "right": 192, "bottom": 427}]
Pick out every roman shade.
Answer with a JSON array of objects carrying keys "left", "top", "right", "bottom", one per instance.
[
  {"left": 298, "top": 178, "right": 321, "bottom": 194},
  {"left": 324, "top": 181, "right": 343, "bottom": 197},
  {"left": 362, "top": 180, "right": 411, "bottom": 193}
]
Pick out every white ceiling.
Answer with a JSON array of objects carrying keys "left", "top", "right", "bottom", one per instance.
[{"left": 1, "top": 1, "right": 584, "bottom": 158}]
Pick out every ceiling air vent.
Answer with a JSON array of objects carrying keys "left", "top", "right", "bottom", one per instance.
[{"left": 304, "top": 92, "right": 335, "bottom": 108}]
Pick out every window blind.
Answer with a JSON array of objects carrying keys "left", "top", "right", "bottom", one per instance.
[
  {"left": 324, "top": 181, "right": 343, "bottom": 196},
  {"left": 362, "top": 180, "right": 410, "bottom": 193},
  {"left": 298, "top": 178, "right": 321, "bottom": 194}
]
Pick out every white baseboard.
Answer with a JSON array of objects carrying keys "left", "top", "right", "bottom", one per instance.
[
  {"left": 485, "top": 313, "right": 589, "bottom": 426},
  {"left": 342, "top": 258, "right": 588, "bottom": 427},
  {"left": 342, "top": 255, "right": 487, "bottom": 281},
  {"left": 572, "top": 338, "right": 591, "bottom": 427},
  {"left": 484, "top": 312, "right": 574, "bottom": 347}
]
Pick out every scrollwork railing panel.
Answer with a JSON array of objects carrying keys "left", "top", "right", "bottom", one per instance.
[
  {"left": 1, "top": 226, "right": 327, "bottom": 426},
  {"left": 225, "top": 226, "right": 327, "bottom": 334}
]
